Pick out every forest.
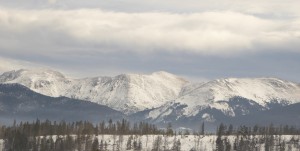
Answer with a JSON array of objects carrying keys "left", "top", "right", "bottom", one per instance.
[{"left": 0, "top": 119, "right": 299, "bottom": 151}]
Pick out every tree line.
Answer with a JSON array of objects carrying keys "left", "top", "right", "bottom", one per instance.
[
  {"left": 0, "top": 119, "right": 165, "bottom": 139},
  {"left": 215, "top": 123, "right": 300, "bottom": 151},
  {"left": 0, "top": 119, "right": 178, "bottom": 151},
  {"left": 216, "top": 123, "right": 300, "bottom": 136}
]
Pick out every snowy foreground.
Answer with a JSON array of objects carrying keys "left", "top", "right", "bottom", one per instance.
[
  {"left": 92, "top": 135, "right": 299, "bottom": 151},
  {"left": 1, "top": 135, "right": 299, "bottom": 151}
]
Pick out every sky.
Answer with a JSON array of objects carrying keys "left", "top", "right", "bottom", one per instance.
[{"left": 0, "top": 0, "right": 299, "bottom": 82}]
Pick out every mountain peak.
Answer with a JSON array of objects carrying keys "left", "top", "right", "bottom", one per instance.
[{"left": 0, "top": 68, "right": 69, "bottom": 97}]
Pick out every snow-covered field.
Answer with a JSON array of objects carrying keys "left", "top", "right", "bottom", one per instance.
[
  {"left": 92, "top": 135, "right": 300, "bottom": 151},
  {"left": 92, "top": 135, "right": 216, "bottom": 151},
  {"left": 1, "top": 134, "right": 299, "bottom": 150}
]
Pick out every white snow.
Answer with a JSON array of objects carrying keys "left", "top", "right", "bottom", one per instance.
[
  {"left": 0, "top": 69, "right": 187, "bottom": 114},
  {"left": 1, "top": 69, "right": 300, "bottom": 116},
  {"left": 173, "top": 77, "right": 300, "bottom": 117},
  {"left": 92, "top": 135, "right": 300, "bottom": 151},
  {"left": 2, "top": 135, "right": 298, "bottom": 151},
  {"left": 201, "top": 113, "right": 216, "bottom": 122},
  {"left": 147, "top": 101, "right": 175, "bottom": 121}
]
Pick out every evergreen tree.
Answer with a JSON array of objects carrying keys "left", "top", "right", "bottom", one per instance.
[
  {"left": 92, "top": 137, "right": 100, "bottom": 151},
  {"left": 224, "top": 138, "right": 231, "bottom": 151},
  {"left": 279, "top": 140, "right": 285, "bottom": 151},
  {"left": 163, "top": 135, "right": 169, "bottom": 151},
  {"left": 152, "top": 136, "right": 162, "bottom": 151},
  {"left": 126, "top": 135, "right": 133, "bottom": 150},
  {"left": 65, "top": 134, "right": 75, "bottom": 150},
  {"left": 227, "top": 124, "right": 233, "bottom": 135},
  {"left": 166, "top": 123, "right": 173, "bottom": 136},
  {"left": 175, "top": 139, "right": 181, "bottom": 151},
  {"left": 40, "top": 137, "right": 47, "bottom": 151},
  {"left": 99, "top": 140, "right": 104, "bottom": 151},
  {"left": 216, "top": 135, "right": 224, "bottom": 151},
  {"left": 201, "top": 122, "right": 205, "bottom": 135},
  {"left": 133, "top": 139, "right": 137, "bottom": 150},
  {"left": 104, "top": 141, "right": 108, "bottom": 151},
  {"left": 49, "top": 136, "right": 55, "bottom": 151},
  {"left": 137, "top": 139, "right": 142, "bottom": 151},
  {"left": 216, "top": 123, "right": 226, "bottom": 151}
]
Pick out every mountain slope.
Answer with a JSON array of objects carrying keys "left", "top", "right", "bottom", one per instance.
[
  {"left": 225, "top": 102, "right": 300, "bottom": 126},
  {"left": 131, "top": 97, "right": 300, "bottom": 130},
  {"left": 131, "top": 78, "right": 300, "bottom": 129},
  {"left": 0, "top": 69, "right": 188, "bottom": 113},
  {"left": 182, "top": 78, "right": 300, "bottom": 103},
  {"left": 0, "top": 83, "right": 125, "bottom": 123},
  {"left": 0, "top": 69, "right": 71, "bottom": 97},
  {"left": 144, "top": 78, "right": 300, "bottom": 119}
]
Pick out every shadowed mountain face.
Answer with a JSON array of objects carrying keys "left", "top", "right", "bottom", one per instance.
[
  {"left": 130, "top": 97, "right": 300, "bottom": 131},
  {"left": 0, "top": 83, "right": 299, "bottom": 130},
  {"left": 0, "top": 84, "right": 125, "bottom": 124},
  {"left": 225, "top": 102, "right": 300, "bottom": 126}
]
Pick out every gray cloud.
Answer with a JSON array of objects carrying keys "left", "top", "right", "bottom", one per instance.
[
  {"left": 0, "top": 1, "right": 299, "bottom": 82},
  {"left": 0, "top": 57, "right": 46, "bottom": 73},
  {"left": 0, "top": 8, "right": 300, "bottom": 57},
  {"left": 1, "top": 50, "right": 299, "bottom": 83}
]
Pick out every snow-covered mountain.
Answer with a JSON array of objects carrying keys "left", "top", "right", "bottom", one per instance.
[
  {"left": 138, "top": 78, "right": 300, "bottom": 128},
  {"left": 176, "top": 77, "right": 300, "bottom": 116},
  {"left": 0, "top": 69, "right": 187, "bottom": 113},
  {"left": 0, "top": 69, "right": 71, "bottom": 97},
  {"left": 1, "top": 69, "right": 300, "bottom": 117},
  {"left": 1, "top": 68, "right": 300, "bottom": 128}
]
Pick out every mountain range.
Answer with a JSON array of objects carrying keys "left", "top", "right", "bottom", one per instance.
[{"left": 0, "top": 69, "right": 300, "bottom": 129}]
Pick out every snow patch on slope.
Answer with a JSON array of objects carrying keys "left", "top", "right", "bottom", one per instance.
[
  {"left": 0, "top": 69, "right": 71, "bottom": 97},
  {"left": 0, "top": 69, "right": 188, "bottom": 114},
  {"left": 175, "top": 78, "right": 300, "bottom": 117}
]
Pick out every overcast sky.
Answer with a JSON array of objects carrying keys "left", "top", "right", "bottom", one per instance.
[{"left": 0, "top": 0, "right": 299, "bottom": 82}]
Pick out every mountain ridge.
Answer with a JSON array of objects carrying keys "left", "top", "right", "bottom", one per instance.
[
  {"left": 1, "top": 69, "right": 300, "bottom": 129},
  {"left": 1, "top": 68, "right": 300, "bottom": 117},
  {"left": 0, "top": 69, "right": 188, "bottom": 114}
]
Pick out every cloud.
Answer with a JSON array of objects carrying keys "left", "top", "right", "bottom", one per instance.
[
  {"left": 0, "top": 8, "right": 300, "bottom": 57},
  {"left": 48, "top": 0, "right": 59, "bottom": 5},
  {"left": 0, "top": 1, "right": 299, "bottom": 82}
]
